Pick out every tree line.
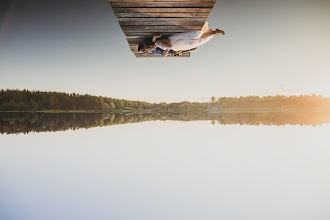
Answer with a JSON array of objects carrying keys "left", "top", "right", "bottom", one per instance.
[
  {"left": 0, "top": 89, "right": 205, "bottom": 111},
  {"left": 1, "top": 89, "right": 330, "bottom": 112}
]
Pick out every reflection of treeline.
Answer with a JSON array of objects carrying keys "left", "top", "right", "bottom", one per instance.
[
  {"left": 1, "top": 89, "right": 330, "bottom": 112},
  {"left": 1, "top": 111, "right": 330, "bottom": 134},
  {"left": 207, "top": 112, "right": 330, "bottom": 126},
  {"left": 0, "top": 89, "right": 205, "bottom": 111},
  {"left": 0, "top": 112, "right": 207, "bottom": 134},
  {"left": 209, "top": 94, "right": 330, "bottom": 112}
]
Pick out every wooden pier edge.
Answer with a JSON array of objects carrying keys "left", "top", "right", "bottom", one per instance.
[{"left": 108, "top": 0, "right": 217, "bottom": 58}]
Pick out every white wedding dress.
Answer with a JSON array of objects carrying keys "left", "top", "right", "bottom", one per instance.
[{"left": 157, "top": 21, "right": 215, "bottom": 51}]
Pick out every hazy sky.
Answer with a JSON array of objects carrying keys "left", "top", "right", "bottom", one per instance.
[{"left": 0, "top": 0, "right": 329, "bottom": 102}]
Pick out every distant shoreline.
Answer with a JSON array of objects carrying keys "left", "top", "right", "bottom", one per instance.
[
  {"left": 1, "top": 108, "right": 328, "bottom": 114},
  {"left": 1, "top": 89, "right": 330, "bottom": 114}
]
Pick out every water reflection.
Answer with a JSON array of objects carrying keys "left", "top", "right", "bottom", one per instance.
[
  {"left": 1, "top": 114, "right": 330, "bottom": 219},
  {"left": 1, "top": 111, "right": 330, "bottom": 134}
]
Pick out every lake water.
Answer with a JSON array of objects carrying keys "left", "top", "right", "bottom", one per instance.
[{"left": 1, "top": 115, "right": 330, "bottom": 220}]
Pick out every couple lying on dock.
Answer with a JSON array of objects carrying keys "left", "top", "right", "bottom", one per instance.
[{"left": 138, "top": 21, "right": 225, "bottom": 56}]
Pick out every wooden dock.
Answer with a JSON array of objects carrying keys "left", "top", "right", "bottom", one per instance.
[{"left": 108, "top": 0, "right": 217, "bottom": 58}]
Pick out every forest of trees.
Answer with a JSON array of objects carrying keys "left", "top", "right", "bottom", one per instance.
[
  {"left": 1, "top": 89, "right": 330, "bottom": 112},
  {"left": 1, "top": 111, "right": 330, "bottom": 134},
  {"left": 0, "top": 89, "right": 205, "bottom": 112}
]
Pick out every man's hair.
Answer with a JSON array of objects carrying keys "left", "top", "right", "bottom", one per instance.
[
  {"left": 138, "top": 43, "right": 144, "bottom": 52},
  {"left": 138, "top": 38, "right": 156, "bottom": 52}
]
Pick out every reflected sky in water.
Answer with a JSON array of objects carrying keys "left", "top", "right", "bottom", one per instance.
[{"left": 1, "top": 121, "right": 330, "bottom": 220}]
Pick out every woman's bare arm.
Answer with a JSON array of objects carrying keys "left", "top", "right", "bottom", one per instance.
[
  {"left": 155, "top": 39, "right": 172, "bottom": 49},
  {"left": 152, "top": 34, "right": 162, "bottom": 42}
]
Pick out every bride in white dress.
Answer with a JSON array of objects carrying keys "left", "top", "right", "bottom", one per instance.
[{"left": 138, "top": 21, "right": 225, "bottom": 56}]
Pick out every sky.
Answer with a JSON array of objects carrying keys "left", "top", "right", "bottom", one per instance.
[{"left": 0, "top": 0, "right": 329, "bottom": 103}]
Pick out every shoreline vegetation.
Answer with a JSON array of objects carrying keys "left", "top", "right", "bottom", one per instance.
[
  {"left": 1, "top": 89, "right": 330, "bottom": 134},
  {"left": 0, "top": 108, "right": 325, "bottom": 114},
  {"left": 1, "top": 89, "right": 330, "bottom": 113}
]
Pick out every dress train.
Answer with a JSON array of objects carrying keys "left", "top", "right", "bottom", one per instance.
[{"left": 168, "top": 21, "right": 213, "bottom": 51}]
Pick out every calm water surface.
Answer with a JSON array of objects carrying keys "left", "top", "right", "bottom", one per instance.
[{"left": 1, "top": 121, "right": 330, "bottom": 220}]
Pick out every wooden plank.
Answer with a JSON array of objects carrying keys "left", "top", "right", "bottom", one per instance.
[
  {"left": 135, "top": 55, "right": 190, "bottom": 57},
  {"left": 110, "top": 2, "right": 215, "bottom": 8},
  {"left": 121, "top": 25, "right": 203, "bottom": 30},
  {"left": 126, "top": 39, "right": 148, "bottom": 43},
  {"left": 109, "top": 0, "right": 215, "bottom": 2},
  {"left": 112, "top": 8, "right": 212, "bottom": 13},
  {"left": 126, "top": 35, "right": 207, "bottom": 42},
  {"left": 123, "top": 30, "right": 197, "bottom": 34},
  {"left": 136, "top": 55, "right": 190, "bottom": 58},
  {"left": 118, "top": 18, "right": 206, "bottom": 26},
  {"left": 126, "top": 35, "right": 171, "bottom": 39},
  {"left": 135, "top": 54, "right": 190, "bottom": 58},
  {"left": 115, "top": 12, "right": 209, "bottom": 18},
  {"left": 127, "top": 39, "right": 153, "bottom": 43},
  {"left": 131, "top": 48, "right": 190, "bottom": 54},
  {"left": 134, "top": 53, "right": 186, "bottom": 57},
  {"left": 127, "top": 37, "right": 169, "bottom": 43},
  {"left": 133, "top": 51, "right": 190, "bottom": 55},
  {"left": 128, "top": 43, "right": 195, "bottom": 48},
  {"left": 117, "top": 17, "right": 206, "bottom": 22},
  {"left": 127, "top": 40, "right": 162, "bottom": 43},
  {"left": 128, "top": 43, "right": 141, "bottom": 48},
  {"left": 119, "top": 21, "right": 205, "bottom": 26},
  {"left": 124, "top": 32, "right": 194, "bottom": 36},
  {"left": 137, "top": 57, "right": 189, "bottom": 58},
  {"left": 132, "top": 49, "right": 189, "bottom": 53}
]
